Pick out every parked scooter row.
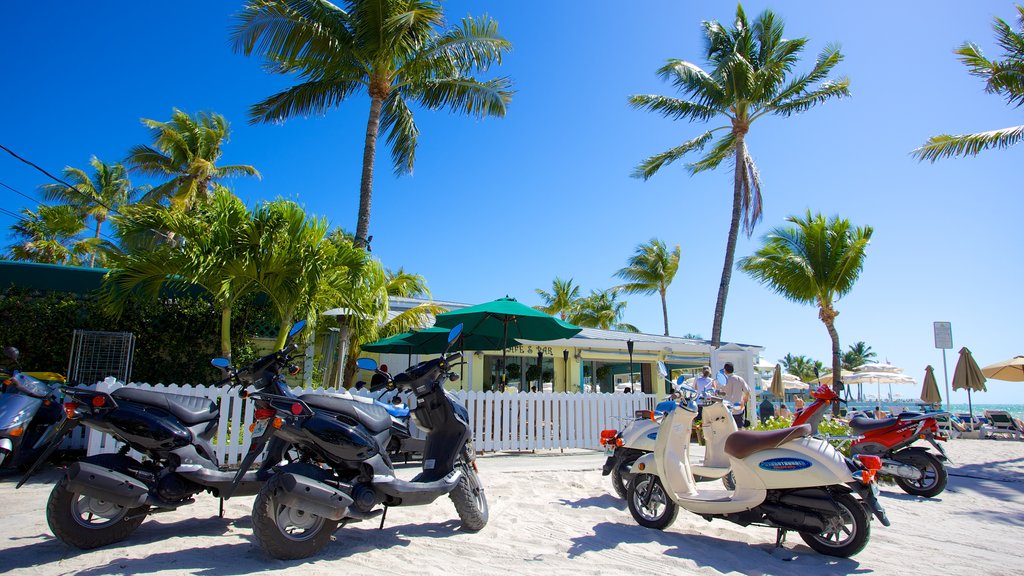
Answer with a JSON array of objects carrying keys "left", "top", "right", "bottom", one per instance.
[
  {"left": 1, "top": 347, "right": 67, "bottom": 470},
  {"left": 625, "top": 362, "right": 889, "bottom": 558}
]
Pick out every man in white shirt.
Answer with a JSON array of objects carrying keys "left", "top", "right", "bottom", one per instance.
[
  {"left": 692, "top": 366, "right": 717, "bottom": 397},
  {"left": 723, "top": 362, "right": 752, "bottom": 428}
]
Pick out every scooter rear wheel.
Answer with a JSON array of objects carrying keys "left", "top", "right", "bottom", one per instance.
[
  {"left": 798, "top": 492, "right": 870, "bottom": 558},
  {"left": 611, "top": 455, "right": 638, "bottom": 499},
  {"left": 626, "top": 474, "right": 677, "bottom": 530},
  {"left": 46, "top": 478, "right": 149, "bottom": 549},
  {"left": 893, "top": 451, "right": 947, "bottom": 498},
  {"left": 251, "top": 474, "right": 340, "bottom": 560}
]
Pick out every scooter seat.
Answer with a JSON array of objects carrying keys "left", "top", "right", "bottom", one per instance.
[
  {"left": 848, "top": 416, "right": 898, "bottom": 435},
  {"left": 300, "top": 394, "right": 392, "bottom": 433},
  {"left": 724, "top": 425, "right": 811, "bottom": 460},
  {"left": 111, "top": 388, "right": 219, "bottom": 425}
]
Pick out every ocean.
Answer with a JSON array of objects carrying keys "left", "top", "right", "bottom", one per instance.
[{"left": 777, "top": 401, "right": 1024, "bottom": 420}]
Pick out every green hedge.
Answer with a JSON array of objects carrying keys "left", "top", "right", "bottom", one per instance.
[{"left": 0, "top": 287, "right": 273, "bottom": 385}]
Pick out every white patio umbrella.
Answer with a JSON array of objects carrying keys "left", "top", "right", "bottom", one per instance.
[
  {"left": 853, "top": 362, "right": 905, "bottom": 400},
  {"left": 846, "top": 371, "right": 917, "bottom": 402}
]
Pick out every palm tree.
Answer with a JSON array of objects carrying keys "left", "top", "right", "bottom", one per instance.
[
  {"left": 630, "top": 4, "right": 849, "bottom": 347},
  {"left": 126, "top": 109, "right": 260, "bottom": 211},
  {"left": 7, "top": 205, "right": 95, "bottom": 265},
  {"left": 39, "top": 156, "right": 138, "bottom": 267},
  {"left": 614, "top": 238, "right": 680, "bottom": 335},
  {"left": 739, "top": 211, "right": 872, "bottom": 411},
  {"left": 570, "top": 289, "right": 639, "bottom": 332},
  {"left": 232, "top": 0, "right": 514, "bottom": 248},
  {"left": 535, "top": 277, "right": 581, "bottom": 320},
  {"left": 842, "top": 341, "right": 876, "bottom": 371},
  {"left": 914, "top": 5, "right": 1024, "bottom": 161},
  {"left": 781, "top": 353, "right": 818, "bottom": 382}
]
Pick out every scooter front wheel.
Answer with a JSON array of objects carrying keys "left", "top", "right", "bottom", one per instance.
[
  {"left": 450, "top": 461, "right": 488, "bottom": 531},
  {"left": 251, "top": 475, "right": 340, "bottom": 560},
  {"left": 627, "top": 473, "right": 677, "bottom": 530},
  {"left": 798, "top": 492, "right": 870, "bottom": 558}
]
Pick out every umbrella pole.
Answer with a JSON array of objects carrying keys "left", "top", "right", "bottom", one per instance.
[
  {"left": 968, "top": 388, "right": 974, "bottom": 429},
  {"left": 501, "top": 320, "right": 509, "bottom": 391}
]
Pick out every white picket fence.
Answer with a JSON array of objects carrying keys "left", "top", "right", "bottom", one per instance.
[{"left": 80, "top": 379, "right": 657, "bottom": 467}]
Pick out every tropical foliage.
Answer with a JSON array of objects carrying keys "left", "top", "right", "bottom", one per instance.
[
  {"left": 842, "top": 341, "right": 876, "bottom": 370},
  {"left": 739, "top": 211, "right": 872, "bottom": 410},
  {"left": 39, "top": 156, "right": 139, "bottom": 267},
  {"left": 781, "top": 353, "right": 825, "bottom": 382},
  {"left": 630, "top": 4, "right": 849, "bottom": 346},
  {"left": 232, "top": 0, "right": 514, "bottom": 247},
  {"left": 614, "top": 238, "right": 680, "bottom": 336},
  {"left": 7, "top": 205, "right": 96, "bottom": 265},
  {"left": 535, "top": 277, "right": 581, "bottom": 320},
  {"left": 126, "top": 108, "right": 260, "bottom": 211},
  {"left": 914, "top": 5, "right": 1024, "bottom": 161},
  {"left": 569, "top": 289, "right": 639, "bottom": 332}
]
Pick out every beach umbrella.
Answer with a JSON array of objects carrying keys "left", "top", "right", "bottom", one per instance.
[
  {"left": 360, "top": 332, "right": 418, "bottom": 353},
  {"left": 810, "top": 369, "right": 854, "bottom": 386},
  {"left": 434, "top": 297, "right": 582, "bottom": 387},
  {"left": 854, "top": 362, "right": 904, "bottom": 373},
  {"left": 952, "top": 347, "right": 987, "bottom": 425},
  {"left": 980, "top": 356, "right": 1024, "bottom": 381},
  {"left": 845, "top": 371, "right": 916, "bottom": 402},
  {"left": 403, "top": 326, "right": 520, "bottom": 354},
  {"left": 920, "top": 365, "right": 942, "bottom": 406},
  {"left": 770, "top": 365, "right": 784, "bottom": 399}
]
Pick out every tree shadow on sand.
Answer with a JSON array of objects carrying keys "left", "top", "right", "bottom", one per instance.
[
  {"left": 558, "top": 494, "right": 626, "bottom": 510},
  {"left": 569, "top": 521, "right": 870, "bottom": 576}
]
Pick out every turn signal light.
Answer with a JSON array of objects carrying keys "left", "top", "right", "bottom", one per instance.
[
  {"left": 615, "top": 438, "right": 624, "bottom": 447},
  {"left": 599, "top": 430, "right": 617, "bottom": 445},
  {"left": 638, "top": 462, "right": 646, "bottom": 471},
  {"left": 8, "top": 425, "right": 24, "bottom": 437},
  {"left": 63, "top": 401, "right": 79, "bottom": 418},
  {"left": 859, "top": 470, "right": 877, "bottom": 484},
  {"left": 91, "top": 395, "right": 106, "bottom": 408},
  {"left": 272, "top": 417, "right": 284, "bottom": 429},
  {"left": 856, "top": 454, "right": 882, "bottom": 470}
]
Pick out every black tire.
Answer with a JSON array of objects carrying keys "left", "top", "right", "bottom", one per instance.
[
  {"left": 251, "top": 474, "right": 340, "bottom": 560},
  {"left": 450, "top": 462, "right": 488, "bottom": 531},
  {"left": 722, "top": 471, "right": 736, "bottom": 491},
  {"left": 626, "top": 474, "right": 678, "bottom": 530},
  {"left": 893, "top": 451, "right": 948, "bottom": 498},
  {"left": 798, "top": 492, "right": 871, "bottom": 558},
  {"left": 46, "top": 478, "right": 148, "bottom": 549},
  {"left": 610, "top": 454, "right": 638, "bottom": 499}
]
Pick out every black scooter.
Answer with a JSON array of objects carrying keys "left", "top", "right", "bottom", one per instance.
[
  {"left": 16, "top": 321, "right": 310, "bottom": 549},
  {"left": 232, "top": 323, "right": 487, "bottom": 560},
  {"left": 1, "top": 347, "right": 66, "bottom": 470}
]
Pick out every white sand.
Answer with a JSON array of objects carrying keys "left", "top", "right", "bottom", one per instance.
[{"left": 2, "top": 438, "right": 1023, "bottom": 576}]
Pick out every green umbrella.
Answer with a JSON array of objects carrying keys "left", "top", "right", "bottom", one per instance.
[
  {"left": 403, "top": 326, "right": 521, "bottom": 354},
  {"left": 433, "top": 297, "right": 582, "bottom": 388},
  {"left": 360, "top": 332, "right": 418, "bottom": 354},
  {"left": 952, "top": 347, "right": 987, "bottom": 426},
  {"left": 920, "top": 365, "right": 942, "bottom": 406}
]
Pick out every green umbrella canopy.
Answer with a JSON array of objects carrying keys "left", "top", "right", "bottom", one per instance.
[
  {"left": 360, "top": 332, "right": 418, "bottom": 354},
  {"left": 433, "top": 297, "right": 582, "bottom": 342},
  {"left": 920, "top": 365, "right": 942, "bottom": 405},
  {"left": 404, "top": 326, "right": 521, "bottom": 354}
]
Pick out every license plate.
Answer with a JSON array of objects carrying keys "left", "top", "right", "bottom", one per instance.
[{"left": 253, "top": 418, "right": 270, "bottom": 438}]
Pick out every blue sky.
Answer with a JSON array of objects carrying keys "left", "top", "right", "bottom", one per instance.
[{"left": 2, "top": 1, "right": 1021, "bottom": 403}]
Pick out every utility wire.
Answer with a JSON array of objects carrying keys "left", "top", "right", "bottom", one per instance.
[
  {"left": 0, "top": 180, "right": 42, "bottom": 205},
  {"left": 0, "top": 179, "right": 120, "bottom": 244}
]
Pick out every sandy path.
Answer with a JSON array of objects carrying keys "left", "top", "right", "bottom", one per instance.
[{"left": 1, "top": 439, "right": 1022, "bottom": 575}]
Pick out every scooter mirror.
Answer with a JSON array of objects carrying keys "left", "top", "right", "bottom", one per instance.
[
  {"left": 288, "top": 320, "right": 307, "bottom": 339},
  {"left": 657, "top": 361, "right": 669, "bottom": 379},
  {"left": 447, "top": 323, "right": 464, "bottom": 345},
  {"left": 210, "top": 357, "right": 231, "bottom": 369},
  {"left": 356, "top": 357, "right": 378, "bottom": 372},
  {"left": 716, "top": 370, "right": 728, "bottom": 386},
  {"left": 3, "top": 346, "right": 18, "bottom": 362}
]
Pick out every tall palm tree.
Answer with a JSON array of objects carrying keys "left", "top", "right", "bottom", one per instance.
[
  {"left": 232, "top": 0, "right": 514, "bottom": 248},
  {"left": 7, "top": 205, "right": 95, "bottom": 265},
  {"left": 125, "top": 109, "right": 260, "bottom": 211},
  {"left": 614, "top": 238, "right": 680, "bottom": 336},
  {"left": 739, "top": 211, "right": 872, "bottom": 411},
  {"left": 39, "top": 156, "right": 138, "bottom": 267},
  {"left": 842, "top": 341, "right": 876, "bottom": 370},
  {"left": 570, "top": 289, "right": 639, "bottom": 332},
  {"left": 630, "top": 4, "right": 849, "bottom": 347},
  {"left": 535, "top": 277, "right": 581, "bottom": 320},
  {"left": 914, "top": 5, "right": 1024, "bottom": 161}
]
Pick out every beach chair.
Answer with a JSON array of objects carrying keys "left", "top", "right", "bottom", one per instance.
[
  {"left": 982, "top": 410, "right": 1023, "bottom": 440},
  {"left": 933, "top": 412, "right": 963, "bottom": 439}
]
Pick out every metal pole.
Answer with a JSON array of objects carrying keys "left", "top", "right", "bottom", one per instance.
[
  {"left": 627, "top": 340, "right": 635, "bottom": 393},
  {"left": 941, "top": 348, "right": 951, "bottom": 412}
]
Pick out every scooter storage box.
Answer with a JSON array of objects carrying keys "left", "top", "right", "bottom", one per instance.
[{"left": 65, "top": 461, "right": 149, "bottom": 508}]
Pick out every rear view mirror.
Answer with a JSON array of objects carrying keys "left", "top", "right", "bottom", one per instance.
[
  {"left": 657, "top": 361, "right": 669, "bottom": 379},
  {"left": 356, "top": 357, "right": 378, "bottom": 372},
  {"left": 211, "top": 358, "right": 231, "bottom": 369},
  {"left": 4, "top": 346, "right": 18, "bottom": 362},
  {"left": 447, "top": 323, "right": 464, "bottom": 344},
  {"left": 288, "top": 320, "right": 307, "bottom": 339}
]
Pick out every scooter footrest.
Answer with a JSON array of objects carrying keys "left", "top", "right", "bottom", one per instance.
[{"left": 372, "top": 469, "right": 462, "bottom": 506}]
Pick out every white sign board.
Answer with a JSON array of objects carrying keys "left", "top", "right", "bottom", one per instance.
[{"left": 933, "top": 321, "right": 953, "bottom": 349}]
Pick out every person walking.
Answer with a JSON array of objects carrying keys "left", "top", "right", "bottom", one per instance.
[
  {"left": 722, "top": 362, "right": 752, "bottom": 429},
  {"left": 692, "top": 366, "right": 717, "bottom": 422}
]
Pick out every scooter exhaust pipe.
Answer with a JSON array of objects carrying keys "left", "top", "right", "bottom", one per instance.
[
  {"left": 274, "top": 473, "right": 354, "bottom": 522},
  {"left": 65, "top": 462, "right": 150, "bottom": 509},
  {"left": 880, "top": 460, "right": 923, "bottom": 481},
  {"left": 760, "top": 503, "right": 827, "bottom": 533}
]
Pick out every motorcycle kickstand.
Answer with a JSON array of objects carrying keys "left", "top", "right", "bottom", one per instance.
[
  {"left": 378, "top": 505, "right": 389, "bottom": 530},
  {"left": 219, "top": 497, "right": 224, "bottom": 519},
  {"left": 775, "top": 528, "right": 787, "bottom": 548}
]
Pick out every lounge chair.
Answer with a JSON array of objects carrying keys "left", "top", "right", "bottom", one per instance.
[
  {"left": 982, "top": 410, "right": 1023, "bottom": 440},
  {"left": 933, "top": 412, "right": 964, "bottom": 439}
]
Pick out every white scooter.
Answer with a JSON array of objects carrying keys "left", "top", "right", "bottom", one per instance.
[
  {"left": 601, "top": 391, "right": 737, "bottom": 497},
  {"left": 625, "top": 363, "right": 889, "bottom": 558}
]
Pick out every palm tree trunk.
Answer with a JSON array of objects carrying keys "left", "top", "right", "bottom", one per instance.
[
  {"left": 712, "top": 136, "right": 746, "bottom": 347},
  {"left": 220, "top": 305, "right": 232, "bottom": 359},
  {"left": 660, "top": 287, "right": 669, "bottom": 336},
  {"left": 822, "top": 312, "right": 842, "bottom": 416},
  {"left": 355, "top": 96, "right": 385, "bottom": 248},
  {"left": 91, "top": 220, "right": 101, "bottom": 268}
]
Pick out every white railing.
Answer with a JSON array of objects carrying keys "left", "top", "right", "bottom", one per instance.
[{"left": 82, "top": 379, "right": 657, "bottom": 467}]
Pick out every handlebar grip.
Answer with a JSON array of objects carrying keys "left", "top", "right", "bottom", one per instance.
[{"left": 447, "top": 352, "right": 463, "bottom": 364}]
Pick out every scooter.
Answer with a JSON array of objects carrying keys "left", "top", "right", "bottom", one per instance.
[
  {"left": 0, "top": 347, "right": 67, "bottom": 470},
  {"left": 232, "top": 323, "right": 486, "bottom": 560},
  {"left": 375, "top": 389, "right": 426, "bottom": 460},
  {"left": 793, "top": 384, "right": 949, "bottom": 498},
  {"left": 601, "top": 392, "right": 737, "bottom": 498},
  {"left": 625, "top": 362, "right": 888, "bottom": 558},
  {"left": 15, "top": 320, "right": 310, "bottom": 549}
]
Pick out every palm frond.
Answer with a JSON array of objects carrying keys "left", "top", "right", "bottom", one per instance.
[
  {"left": 772, "top": 77, "right": 851, "bottom": 116},
  {"left": 380, "top": 92, "right": 419, "bottom": 175},
  {"left": 628, "top": 94, "right": 721, "bottom": 123},
  {"left": 414, "top": 76, "right": 512, "bottom": 118},
  {"left": 631, "top": 130, "right": 716, "bottom": 180},
  {"left": 249, "top": 78, "right": 365, "bottom": 124},
  {"left": 912, "top": 124, "right": 1024, "bottom": 161}
]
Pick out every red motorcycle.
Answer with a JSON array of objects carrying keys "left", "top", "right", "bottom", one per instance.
[{"left": 792, "top": 385, "right": 949, "bottom": 498}]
